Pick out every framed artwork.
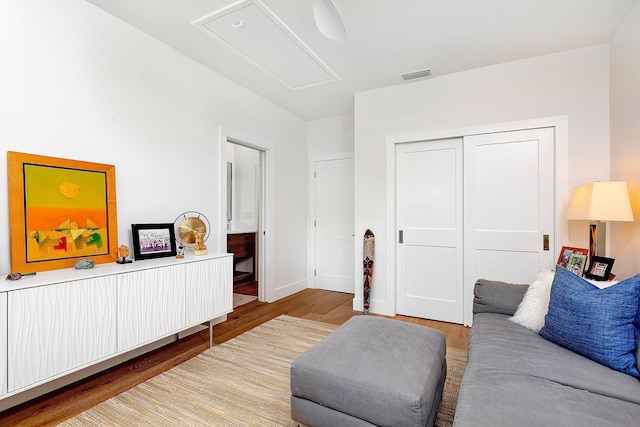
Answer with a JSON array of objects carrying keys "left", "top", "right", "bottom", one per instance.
[
  {"left": 8, "top": 151, "right": 118, "bottom": 273},
  {"left": 584, "top": 255, "right": 615, "bottom": 281},
  {"left": 131, "top": 223, "right": 177, "bottom": 260},
  {"left": 566, "top": 253, "right": 588, "bottom": 277},
  {"left": 557, "top": 246, "right": 588, "bottom": 268}
]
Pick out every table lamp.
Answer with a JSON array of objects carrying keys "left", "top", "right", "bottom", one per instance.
[{"left": 567, "top": 181, "right": 634, "bottom": 266}]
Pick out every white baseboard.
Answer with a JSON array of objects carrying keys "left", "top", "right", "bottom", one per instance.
[{"left": 269, "top": 279, "right": 307, "bottom": 302}]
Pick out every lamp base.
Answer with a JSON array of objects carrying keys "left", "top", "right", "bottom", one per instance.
[{"left": 589, "top": 222, "right": 606, "bottom": 267}]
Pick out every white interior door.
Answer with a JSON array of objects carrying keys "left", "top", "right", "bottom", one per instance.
[
  {"left": 314, "top": 158, "right": 355, "bottom": 293},
  {"left": 463, "top": 127, "right": 555, "bottom": 325},
  {"left": 396, "top": 138, "right": 464, "bottom": 323}
]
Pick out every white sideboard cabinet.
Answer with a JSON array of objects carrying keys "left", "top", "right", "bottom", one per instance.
[
  {"left": 118, "top": 265, "right": 187, "bottom": 352},
  {"left": 1, "top": 292, "right": 7, "bottom": 396},
  {"left": 8, "top": 276, "right": 117, "bottom": 392},
  {"left": 0, "top": 252, "right": 232, "bottom": 402},
  {"left": 185, "top": 254, "right": 233, "bottom": 326}
]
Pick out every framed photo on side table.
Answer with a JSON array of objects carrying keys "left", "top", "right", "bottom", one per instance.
[
  {"left": 566, "top": 253, "right": 588, "bottom": 277},
  {"left": 131, "top": 223, "right": 177, "bottom": 261},
  {"left": 557, "top": 246, "right": 589, "bottom": 268},
  {"left": 584, "top": 256, "right": 615, "bottom": 281}
]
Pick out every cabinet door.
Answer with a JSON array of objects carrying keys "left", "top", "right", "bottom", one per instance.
[
  {"left": 117, "top": 264, "right": 186, "bottom": 352},
  {"left": 7, "top": 277, "right": 117, "bottom": 392},
  {"left": 185, "top": 256, "right": 233, "bottom": 325},
  {"left": 1, "top": 293, "right": 6, "bottom": 396}
]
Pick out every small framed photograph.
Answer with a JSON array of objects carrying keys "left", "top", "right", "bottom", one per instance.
[
  {"left": 584, "top": 256, "right": 615, "bottom": 281},
  {"left": 557, "top": 246, "right": 588, "bottom": 268},
  {"left": 131, "top": 223, "right": 177, "bottom": 261},
  {"left": 566, "top": 253, "right": 587, "bottom": 277}
]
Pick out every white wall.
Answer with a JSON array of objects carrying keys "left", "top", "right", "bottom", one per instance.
[
  {"left": 610, "top": 1, "right": 640, "bottom": 277},
  {"left": 308, "top": 115, "right": 354, "bottom": 157},
  {"left": 0, "top": 0, "right": 308, "bottom": 301},
  {"left": 354, "top": 44, "right": 611, "bottom": 316}
]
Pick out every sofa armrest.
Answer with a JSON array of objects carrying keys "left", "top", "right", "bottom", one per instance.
[{"left": 473, "top": 279, "right": 528, "bottom": 316}]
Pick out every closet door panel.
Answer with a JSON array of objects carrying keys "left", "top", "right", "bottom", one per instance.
[
  {"left": 464, "top": 127, "right": 555, "bottom": 325},
  {"left": 396, "top": 138, "right": 464, "bottom": 323}
]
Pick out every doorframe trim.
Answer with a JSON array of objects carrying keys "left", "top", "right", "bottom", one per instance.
[
  {"left": 385, "top": 116, "right": 569, "bottom": 321},
  {"left": 308, "top": 152, "right": 354, "bottom": 289},
  {"left": 220, "top": 126, "right": 274, "bottom": 303}
]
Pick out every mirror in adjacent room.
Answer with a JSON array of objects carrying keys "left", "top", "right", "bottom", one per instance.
[{"left": 226, "top": 162, "right": 232, "bottom": 226}]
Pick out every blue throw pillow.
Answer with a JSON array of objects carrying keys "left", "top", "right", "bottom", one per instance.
[{"left": 539, "top": 266, "right": 640, "bottom": 376}]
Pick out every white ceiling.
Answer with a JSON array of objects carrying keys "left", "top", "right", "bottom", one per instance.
[{"left": 86, "top": 0, "right": 638, "bottom": 121}]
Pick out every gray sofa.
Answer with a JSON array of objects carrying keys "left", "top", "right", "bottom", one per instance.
[{"left": 453, "top": 279, "right": 640, "bottom": 426}]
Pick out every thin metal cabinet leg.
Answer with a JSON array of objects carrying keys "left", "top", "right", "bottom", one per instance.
[{"left": 209, "top": 320, "right": 214, "bottom": 347}]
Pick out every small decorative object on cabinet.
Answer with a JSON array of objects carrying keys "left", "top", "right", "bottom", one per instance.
[
  {"left": 117, "top": 245, "right": 132, "bottom": 264},
  {"left": 73, "top": 259, "right": 95, "bottom": 269},
  {"left": 194, "top": 231, "right": 208, "bottom": 256},
  {"left": 176, "top": 241, "right": 185, "bottom": 259},
  {"left": 5, "top": 272, "right": 36, "bottom": 281},
  {"left": 174, "top": 211, "right": 210, "bottom": 253}
]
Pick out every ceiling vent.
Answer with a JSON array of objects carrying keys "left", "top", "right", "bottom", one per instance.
[
  {"left": 401, "top": 69, "right": 432, "bottom": 81},
  {"left": 192, "top": 0, "right": 339, "bottom": 90}
]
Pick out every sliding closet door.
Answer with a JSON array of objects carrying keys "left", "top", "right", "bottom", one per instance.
[
  {"left": 395, "top": 127, "right": 556, "bottom": 325},
  {"left": 463, "top": 127, "right": 555, "bottom": 325},
  {"left": 396, "top": 138, "right": 464, "bottom": 323}
]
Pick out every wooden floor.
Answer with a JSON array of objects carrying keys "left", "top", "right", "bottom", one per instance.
[
  {"left": 0, "top": 289, "right": 470, "bottom": 426},
  {"left": 233, "top": 280, "right": 258, "bottom": 296}
]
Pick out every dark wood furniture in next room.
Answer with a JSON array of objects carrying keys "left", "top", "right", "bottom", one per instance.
[{"left": 227, "top": 231, "right": 256, "bottom": 285}]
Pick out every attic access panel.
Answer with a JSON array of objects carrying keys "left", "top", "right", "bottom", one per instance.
[{"left": 193, "top": 0, "right": 339, "bottom": 90}]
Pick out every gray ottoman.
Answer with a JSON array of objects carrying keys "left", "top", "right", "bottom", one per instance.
[{"left": 290, "top": 316, "right": 447, "bottom": 427}]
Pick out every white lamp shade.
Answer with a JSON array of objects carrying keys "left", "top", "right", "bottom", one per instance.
[{"left": 567, "top": 181, "right": 634, "bottom": 222}]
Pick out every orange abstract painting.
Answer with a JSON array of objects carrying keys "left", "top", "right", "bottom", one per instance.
[
  {"left": 24, "top": 164, "right": 109, "bottom": 262},
  {"left": 8, "top": 152, "right": 118, "bottom": 273}
]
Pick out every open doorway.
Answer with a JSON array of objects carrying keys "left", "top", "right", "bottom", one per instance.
[{"left": 227, "top": 141, "right": 263, "bottom": 306}]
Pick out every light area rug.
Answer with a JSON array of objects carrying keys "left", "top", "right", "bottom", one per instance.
[
  {"left": 59, "top": 315, "right": 467, "bottom": 427},
  {"left": 233, "top": 293, "right": 257, "bottom": 308}
]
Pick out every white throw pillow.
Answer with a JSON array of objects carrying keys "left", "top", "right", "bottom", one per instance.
[{"left": 510, "top": 270, "right": 555, "bottom": 332}]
